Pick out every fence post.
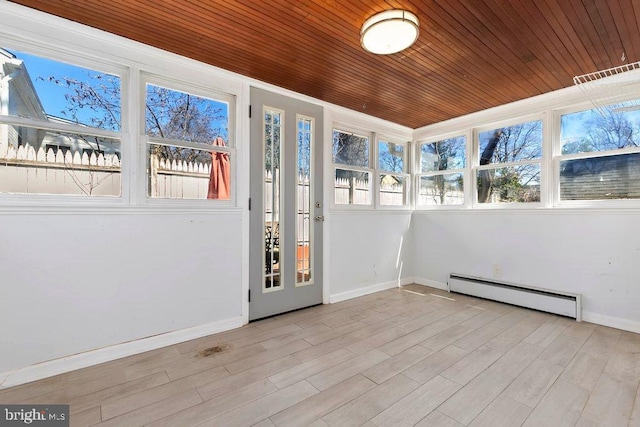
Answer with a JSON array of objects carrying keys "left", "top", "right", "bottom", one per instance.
[
  {"left": 349, "top": 176, "right": 355, "bottom": 204},
  {"left": 150, "top": 153, "right": 159, "bottom": 197}
]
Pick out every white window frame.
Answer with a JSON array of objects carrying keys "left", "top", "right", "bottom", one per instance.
[
  {"left": 140, "top": 73, "right": 236, "bottom": 208},
  {"left": 376, "top": 134, "right": 411, "bottom": 210},
  {"left": 553, "top": 102, "right": 640, "bottom": 208},
  {"left": 414, "top": 130, "right": 471, "bottom": 210},
  {"left": 0, "top": 42, "right": 130, "bottom": 207},
  {"left": 331, "top": 124, "right": 374, "bottom": 209},
  {"left": 472, "top": 113, "right": 546, "bottom": 209}
]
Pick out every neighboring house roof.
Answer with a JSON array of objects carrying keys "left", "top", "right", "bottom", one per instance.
[
  {"left": 1, "top": 48, "right": 47, "bottom": 121},
  {"left": 560, "top": 153, "right": 640, "bottom": 200}
]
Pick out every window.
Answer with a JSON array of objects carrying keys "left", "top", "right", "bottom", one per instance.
[
  {"left": 144, "top": 80, "right": 233, "bottom": 200},
  {"left": 332, "top": 128, "right": 371, "bottom": 205},
  {"left": 475, "top": 119, "right": 542, "bottom": 204},
  {"left": 558, "top": 105, "right": 640, "bottom": 202},
  {"left": 378, "top": 139, "right": 409, "bottom": 206},
  {"left": 0, "top": 48, "right": 123, "bottom": 196},
  {"left": 417, "top": 135, "right": 466, "bottom": 206}
]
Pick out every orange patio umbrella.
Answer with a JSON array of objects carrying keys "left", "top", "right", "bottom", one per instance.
[{"left": 207, "top": 137, "right": 230, "bottom": 200}]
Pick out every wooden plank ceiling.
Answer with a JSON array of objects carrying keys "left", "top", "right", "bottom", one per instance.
[{"left": 8, "top": 0, "right": 640, "bottom": 129}]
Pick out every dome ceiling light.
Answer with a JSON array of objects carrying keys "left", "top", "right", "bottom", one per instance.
[{"left": 360, "top": 9, "right": 420, "bottom": 55}]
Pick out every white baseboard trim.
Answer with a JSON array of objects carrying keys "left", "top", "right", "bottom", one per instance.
[
  {"left": 410, "top": 279, "right": 640, "bottom": 334},
  {"left": 329, "top": 277, "right": 413, "bottom": 304},
  {"left": 0, "top": 316, "right": 244, "bottom": 389},
  {"left": 582, "top": 311, "right": 640, "bottom": 334},
  {"left": 411, "top": 277, "right": 449, "bottom": 291}
]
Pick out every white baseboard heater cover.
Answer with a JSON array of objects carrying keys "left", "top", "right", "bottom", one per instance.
[{"left": 448, "top": 274, "right": 582, "bottom": 321}]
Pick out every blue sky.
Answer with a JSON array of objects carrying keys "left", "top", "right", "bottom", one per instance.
[
  {"left": 9, "top": 48, "right": 229, "bottom": 138},
  {"left": 561, "top": 107, "right": 640, "bottom": 143},
  {"left": 12, "top": 49, "right": 114, "bottom": 124}
]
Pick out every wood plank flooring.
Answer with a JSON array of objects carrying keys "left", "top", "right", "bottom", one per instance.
[{"left": 1, "top": 284, "right": 639, "bottom": 426}]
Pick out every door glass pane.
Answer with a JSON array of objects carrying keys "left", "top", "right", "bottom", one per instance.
[
  {"left": 264, "top": 108, "right": 282, "bottom": 291},
  {"left": 296, "top": 117, "right": 312, "bottom": 285}
]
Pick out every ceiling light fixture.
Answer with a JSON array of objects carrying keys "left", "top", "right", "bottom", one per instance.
[{"left": 360, "top": 10, "right": 419, "bottom": 55}]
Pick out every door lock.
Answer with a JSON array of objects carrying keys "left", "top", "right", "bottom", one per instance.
[{"left": 314, "top": 215, "right": 325, "bottom": 222}]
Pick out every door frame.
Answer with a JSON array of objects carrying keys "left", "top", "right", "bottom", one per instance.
[{"left": 248, "top": 86, "right": 326, "bottom": 321}]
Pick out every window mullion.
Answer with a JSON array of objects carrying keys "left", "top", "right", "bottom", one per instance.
[
  {"left": 475, "top": 158, "right": 541, "bottom": 170},
  {"left": 146, "top": 137, "right": 232, "bottom": 153},
  {"left": 0, "top": 115, "right": 121, "bottom": 139},
  {"left": 128, "top": 65, "right": 142, "bottom": 206}
]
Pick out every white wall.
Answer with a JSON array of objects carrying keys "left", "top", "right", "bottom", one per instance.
[
  {"left": 328, "top": 212, "right": 413, "bottom": 302},
  {"left": 323, "top": 109, "right": 415, "bottom": 304},
  {"left": 0, "top": 212, "right": 243, "bottom": 375},
  {"left": 412, "top": 210, "right": 640, "bottom": 332}
]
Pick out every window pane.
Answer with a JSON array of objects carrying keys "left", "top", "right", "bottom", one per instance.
[
  {"left": 332, "top": 129, "right": 369, "bottom": 167},
  {"left": 334, "top": 168, "right": 370, "bottom": 205},
  {"left": 297, "top": 116, "right": 312, "bottom": 285},
  {"left": 560, "top": 106, "right": 640, "bottom": 154},
  {"left": 478, "top": 120, "right": 542, "bottom": 164},
  {"left": 477, "top": 164, "right": 540, "bottom": 203},
  {"left": 379, "top": 174, "right": 405, "bottom": 206},
  {"left": 264, "top": 109, "right": 282, "bottom": 290},
  {"left": 560, "top": 152, "right": 640, "bottom": 200},
  {"left": 0, "top": 123, "right": 121, "bottom": 196},
  {"left": 378, "top": 141, "right": 404, "bottom": 173},
  {"left": 1, "top": 48, "right": 121, "bottom": 130},
  {"left": 147, "top": 143, "right": 230, "bottom": 200},
  {"left": 421, "top": 136, "right": 466, "bottom": 172},
  {"left": 418, "top": 173, "right": 464, "bottom": 206},
  {"left": 145, "top": 84, "right": 229, "bottom": 145}
]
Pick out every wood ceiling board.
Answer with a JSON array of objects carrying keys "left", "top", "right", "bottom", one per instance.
[{"left": 6, "top": 0, "right": 640, "bottom": 128}]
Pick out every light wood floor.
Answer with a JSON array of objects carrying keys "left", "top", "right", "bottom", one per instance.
[{"left": 2, "top": 284, "right": 640, "bottom": 426}]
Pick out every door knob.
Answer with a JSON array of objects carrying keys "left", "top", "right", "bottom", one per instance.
[{"left": 314, "top": 215, "right": 325, "bottom": 222}]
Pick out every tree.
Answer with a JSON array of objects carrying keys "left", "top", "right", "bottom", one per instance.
[
  {"left": 47, "top": 74, "right": 228, "bottom": 164},
  {"left": 477, "top": 130, "right": 502, "bottom": 203},
  {"left": 421, "top": 136, "right": 465, "bottom": 204},
  {"left": 332, "top": 131, "right": 369, "bottom": 173},
  {"left": 477, "top": 122, "right": 542, "bottom": 203},
  {"left": 562, "top": 108, "right": 639, "bottom": 155},
  {"left": 40, "top": 72, "right": 228, "bottom": 197},
  {"left": 43, "top": 74, "right": 121, "bottom": 132},
  {"left": 560, "top": 108, "right": 640, "bottom": 199},
  {"left": 378, "top": 142, "right": 404, "bottom": 173}
]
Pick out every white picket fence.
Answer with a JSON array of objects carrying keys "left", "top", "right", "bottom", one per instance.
[
  {"left": 150, "top": 154, "right": 212, "bottom": 199},
  {"left": 0, "top": 143, "right": 122, "bottom": 196},
  {"left": 334, "top": 177, "right": 404, "bottom": 205},
  {"left": 0, "top": 144, "right": 403, "bottom": 203}
]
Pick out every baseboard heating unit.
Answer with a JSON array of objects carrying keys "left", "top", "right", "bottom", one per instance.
[{"left": 448, "top": 274, "right": 582, "bottom": 321}]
